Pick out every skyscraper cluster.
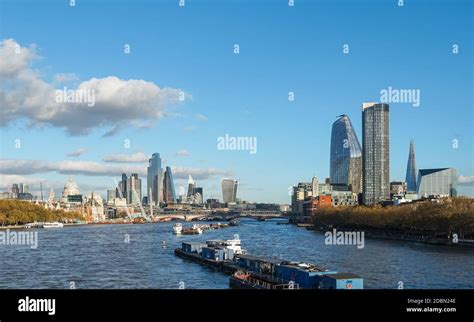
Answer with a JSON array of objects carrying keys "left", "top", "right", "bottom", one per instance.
[
  {"left": 146, "top": 153, "right": 179, "bottom": 206},
  {"left": 147, "top": 153, "right": 164, "bottom": 205},
  {"left": 330, "top": 103, "right": 390, "bottom": 205},
  {"left": 328, "top": 101, "right": 457, "bottom": 206},
  {"left": 185, "top": 175, "right": 204, "bottom": 205},
  {"left": 117, "top": 173, "right": 142, "bottom": 205}
]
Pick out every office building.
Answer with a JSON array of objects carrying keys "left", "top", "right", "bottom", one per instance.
[
  {"left": 330, "top": 115, "right": 362, "bottom": 193},
  {"left": 187, "top": 175, "right": 195, "bottom": 198},
  {"left": 106, "top": 189, "right": 116, "bottom": 205},
  {"left": 390, "top": 181, "right": 407, "bottom": 197},
  {"left": 163, "top": 166, "right": 176, "bottom": 204},
  {"left": 222, "top": 178, "right": 238, "bottom": 204},
  {"left": 362, "top": 102, "right": 390, "bottom": 205},
  {"left": 417, "top": 168, "right": 457, "bottom": 197},
  {"left": 127, "top": 173, "right": 142, "bottom": 205},
  {"left": 147, "top": 153, "right": 163, "bottom": 205}
]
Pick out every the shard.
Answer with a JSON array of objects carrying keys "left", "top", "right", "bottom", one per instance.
[
  {"left": 330, "top": 115, "right": 362, "bottom": 193},
  {"left": 405, "top": 140, "right": 417, "bottom": 192}
]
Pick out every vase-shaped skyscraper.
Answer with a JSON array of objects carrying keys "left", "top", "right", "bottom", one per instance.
[
  {"left": 405, "top": 140, "right": 417, "bottom": 192},
  {"left": 330, "top": 115, "right": 362, "bottom": 193}
]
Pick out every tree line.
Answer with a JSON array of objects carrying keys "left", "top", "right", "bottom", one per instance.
[
  {"left": 313, "top": 197, "right": 474, "bottom": 239},
  {"left": 0, "top": 200, "right": 83, "bottom": 226}
]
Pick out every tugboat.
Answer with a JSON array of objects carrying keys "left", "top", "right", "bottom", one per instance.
[{"left": 173, "top": 223, "right": 183, "bottom": 234}]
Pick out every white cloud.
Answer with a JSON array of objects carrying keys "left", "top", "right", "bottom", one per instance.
[
  {"left": 0, "top": 39, "right": 37, "bottom": 76},
  {"left": 103, "top": 152, "right": 149, "bottom": 163},
  {"left": 0, "top": 39, "right": 190, "bottom": 136},
  {"left": 196, "top": 113, "right": 208, "bottom": 121},
  {"left": 67, "top": 148, "right": 88, "bottom": 157},
  {"left": 0, "top": 159, "right": 232, "bottom": 181},
  {"left": 458, "top": 175, "right": 474, "bottom": 185},
  {"left": 175, "top": 149, "right": 190, "bottom": 157}
]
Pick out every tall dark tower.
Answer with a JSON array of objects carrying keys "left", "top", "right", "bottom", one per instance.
[
  {"left": 405, "top": 140, "right": 417, "bottom": 192},
  {"left": 362, "top": 102, "right": 390, "bottom": 205}
]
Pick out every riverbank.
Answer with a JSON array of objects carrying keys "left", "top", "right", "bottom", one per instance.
[
  {"left": 0, "top": 223, "right": 88, "bottom": 230},
  {"left": 310, "top": 224, "right": 474, "bottom": 247}
]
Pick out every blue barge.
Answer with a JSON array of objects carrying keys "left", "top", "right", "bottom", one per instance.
[{"left": 174, "top": 239, "right": 363, "bottom": 289}]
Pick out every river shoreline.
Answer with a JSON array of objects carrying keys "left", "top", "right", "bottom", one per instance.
[{"left": 308, "top": 224, "right": 474, "bottom": 247}]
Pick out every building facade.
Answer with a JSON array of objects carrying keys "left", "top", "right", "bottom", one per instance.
[
  {"left": 222, "top": 178, "right": 238, "bottom": 204},
  {"left": 417, "top": 168, "right": 457, "bottom": 197},
  {"left": 147, "top": 153, "right": 163, "bottom": 205},
  {"left": 362, "top": 102, "right": 390, "bottom": 205},
  {"left": 390, "top": 181, "right": 407, "bottom": 197},
  {"left": 163, "top": 166, "right": 176, "bottom": 204},
  {"left": 330, "top": 115, "right": 363, "bottom": 193},
  {"left": 127, "top": 173, "right": 142, "bottom": 205}
]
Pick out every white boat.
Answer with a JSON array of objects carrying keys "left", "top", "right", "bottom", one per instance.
[
  {"left": 42, "top": 222, "right": 64, "bottom": 228},
  {"left": 173, "top": 223, "right": 183, "bottom": 234},
  {"left": 192, "top": 224, "right": 204, "bottom": 234}
]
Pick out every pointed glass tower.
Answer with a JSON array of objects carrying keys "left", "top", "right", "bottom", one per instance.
[
  {"left": 330, "top": 115, "right": 363, "bottom": 193},
  {"left": 163, "top": 167, "right": 176, "bottom": 204},
  {"left": 187, "top": 175, "right": 195, "bottom": 197},
  {"left": 405, "top": 140, "right": 417, "bottom": 192}
]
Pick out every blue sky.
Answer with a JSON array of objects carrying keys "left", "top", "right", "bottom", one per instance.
[{"left": 0, "top": 0, "right": 472, "bottom": 203}]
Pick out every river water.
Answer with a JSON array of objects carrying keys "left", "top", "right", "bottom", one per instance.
[{"left": 0, "top": 219, "right": 473, "bottom": 289}]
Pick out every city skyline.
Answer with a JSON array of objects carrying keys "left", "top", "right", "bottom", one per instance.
[{"left": 1, "top": 0, "right": 473, "bottom": 203}]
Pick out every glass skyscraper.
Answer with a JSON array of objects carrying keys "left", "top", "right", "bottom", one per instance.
[
  {"left": 417, "top": 168, "right": 457, "bottom": 197},
  {"left": 162, "top": 166, "right": 176, "bottom": 204},
  {"left": 147, "top": 153, "right": 163, "bottom": 205},
  {"left": 405, "top": 140, "right": 417, "bottom": 192},
  {"left": 362, "top": 103, "right": 390, "bottom": 205},
  {"left": 187, "top": 175, "right": 195, "bottom": 198},
  {"left": 221, "top": 178, "right": 238, "bottom": 204},
  {"left": 330, "top": 115, "right": 362, "bottom": 193},
  {"left": 127, "top": 173, "right": 142, "bottom": 205}
]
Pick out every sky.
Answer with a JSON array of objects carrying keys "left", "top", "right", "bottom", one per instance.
[{"left": 0, "top": 0, "right": 473, "bottom": 203}]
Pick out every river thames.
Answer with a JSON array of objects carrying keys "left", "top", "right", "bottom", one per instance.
[{"left": 1, "top": 219, "right": 473, "bottom": 289}]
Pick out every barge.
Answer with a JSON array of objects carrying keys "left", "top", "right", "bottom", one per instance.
[{"left": 174, "top": 238, "right": 364, "bottom": 290}]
